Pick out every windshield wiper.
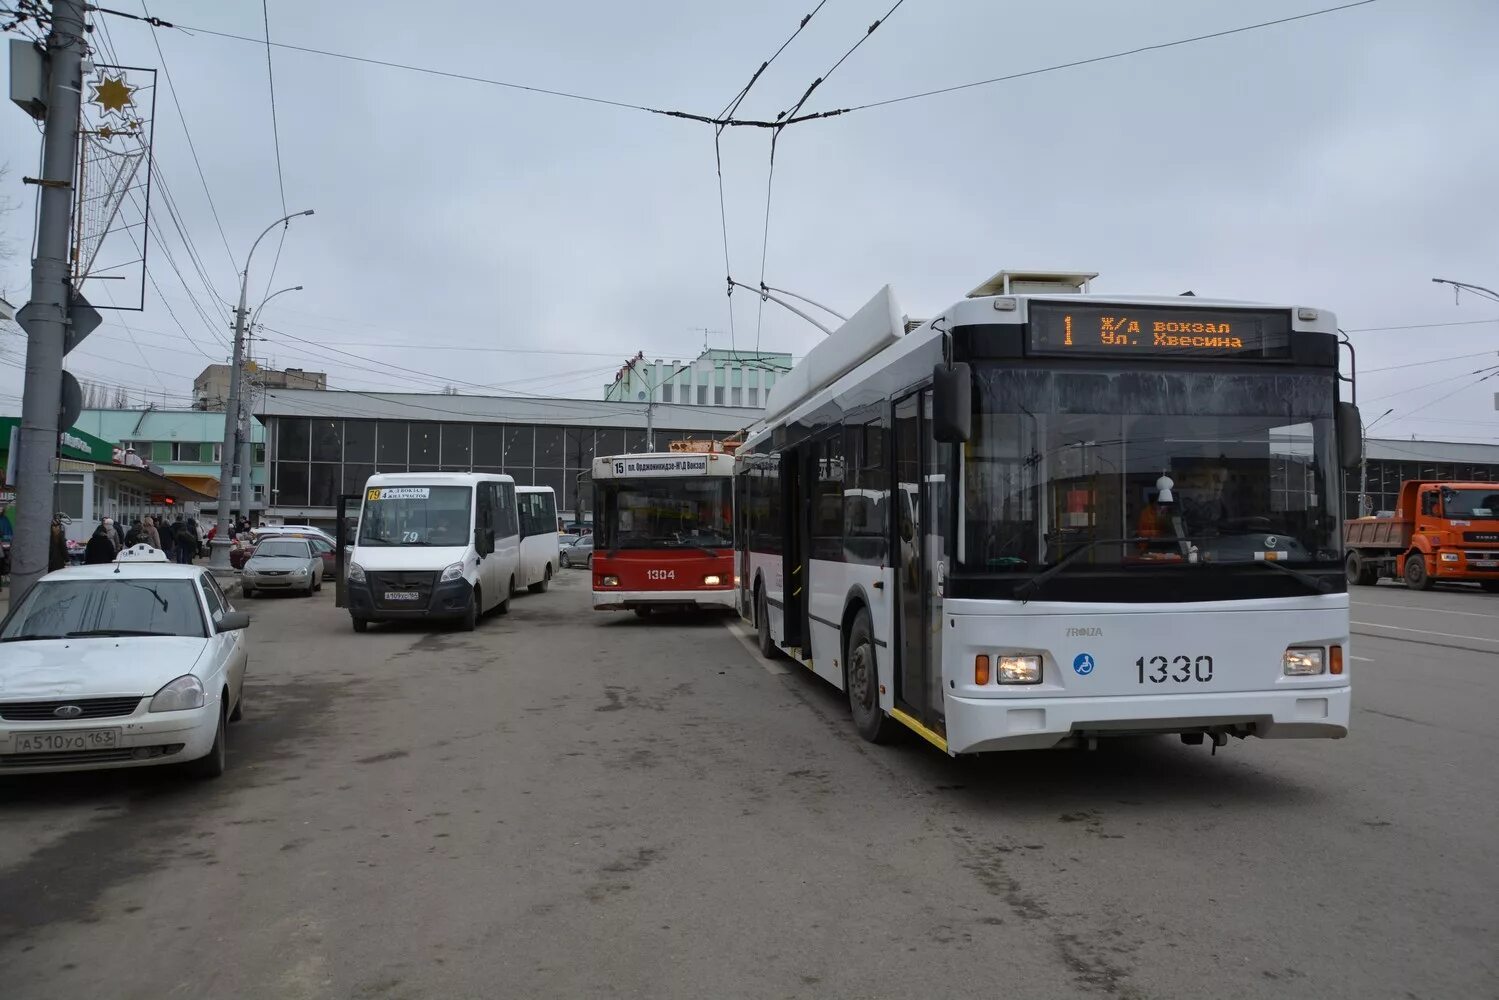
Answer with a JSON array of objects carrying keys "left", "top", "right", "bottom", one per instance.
[
  {"left": 668, "top": 540, "right": 728, "bottom": 557},
  {"left": 1211, "top": 559, "right": 1334, "bottom": 594},
  {"left": 1014, "top": 537, "right": 1152, "bottom": 603},
  {"left": 0, "top": 633, "right": 59, "bottom": 642},
  {"left": 65, "top": 629, "right": 180, "bottom": 637}
]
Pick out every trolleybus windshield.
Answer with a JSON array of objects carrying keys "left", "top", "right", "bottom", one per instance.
[
  {"left": 598, "top": 478, "right": 732, "bottom": 550},
  {"left": 960, "top": 367, "right": 1342, "bottom": 577}
]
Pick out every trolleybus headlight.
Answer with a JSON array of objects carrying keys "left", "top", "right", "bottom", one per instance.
[
  {"left": 439, "top": 561, "right": 465, "bottom": 582},
  {"left": 997, "top": 655, "right": 1042, "bottom": 684},
  {"left": 1440, "top": 552, "right": 1460, "bottom": 562},
  {"left": 347, "top": 562, "right": 366, "bottom": 583},
  {"left": 703, "top": 574, "right": 722, "bottom": 586},
  {"left": 601, "top": 575, "right": 619, "bottom": 587},
  {"left": 1283, "top": 647, "right": 1324, "bottom": 675}
]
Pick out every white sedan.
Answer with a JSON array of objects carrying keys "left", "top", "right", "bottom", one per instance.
[{"left": 0, "top": 546, "right": 249, "bottom": 778}]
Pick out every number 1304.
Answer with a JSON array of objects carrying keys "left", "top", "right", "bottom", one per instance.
[{"left": 1136, "top": 655, "right": 1214, "bottom": 684}]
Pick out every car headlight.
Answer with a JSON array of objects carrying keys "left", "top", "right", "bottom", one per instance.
[
  {"left": 997, "top": 655, "right": 1042, "bottom": 684},
  {"left": 703, "top": 574, "right": 722, "bottom": 586},
  {"left": 150, "top": 675, "right": 205, "bottom": 712},
  {"left": 291, "top": 567, "right": 308, "bottom": 576},
  {"left": 347, "top": 561, "right": 366, "bottom": 583},
  {"left": 1283, "top": 647, "right": 1324, "bottom": 675},
  {"left": 439, "top": 561, "right": 465, "bottom": 583},
  {"left": 1440, "top": 552, "right": 1460, "bottom": 563}
]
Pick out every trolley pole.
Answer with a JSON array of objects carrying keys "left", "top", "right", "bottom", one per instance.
[
  {"left": 210, "top": 288, "right": 250, "bottom": 568},
  {"left": 11, "top": 0, "right": 88, "bottom": 602}
]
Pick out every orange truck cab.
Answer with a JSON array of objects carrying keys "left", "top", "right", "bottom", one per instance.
[{"left": 1344, "top": 480, "right": 1499, "bottom": 591}]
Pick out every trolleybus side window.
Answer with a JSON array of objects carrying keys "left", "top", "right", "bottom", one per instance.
[{"left": 812, "top": 433, "right": 844, "bottom": 561}]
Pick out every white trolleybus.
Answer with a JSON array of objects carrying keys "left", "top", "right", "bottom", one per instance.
[
  {"left": 590, "top": 445, "right": 737, "bottom": 616},
  {"left": 736, "top": 270, "right": 1362, "bottom": 755}
]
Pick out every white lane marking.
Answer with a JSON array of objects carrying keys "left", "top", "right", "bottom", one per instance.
[
  {"left": 1353, "top": 600, "right": 1496, "bottom": 619},
  {"left": 1351, "top": 620, "right": 1499, "bottom": 644},
  {"left": 1350, "top": 655, "right": 1374, "bottom": 662},
  {"left": 725, "top": 620, "right": 790, "bottom": 674}
]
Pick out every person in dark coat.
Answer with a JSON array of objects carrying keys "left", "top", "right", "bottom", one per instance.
[
  {"left": 125, "top": 520, "right": 147, "bottom": 547},
  {"left": 84, "top": 523, "right": 116, "bottom": 564},
  {"left": 174, "top": 515, "right": 194, "bottom": 564},
  {"left": 48, "top": 517, "right": 69, "bottom": 572}
]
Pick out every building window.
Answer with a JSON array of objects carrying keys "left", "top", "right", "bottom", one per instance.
[
  {"left": 275, "top": 462, "right": 309, "bottom": 507},
  {"left": 310, "top": 464, "right": 340, "bottom": 507},
  {"left": 473, "top": 424, "right": 504, "bottom": 467},
  {"left": 311, "top": 420, "right": 343, "bottom": 463},
  {"left": 278, "top": 418, "right": 311, "bottom": 462},
  {"left": 697, "top": 385, "right": 708, "bottom": 406},
  {"left": 535, "top": 426, "right": 564, "bottom": 469},
  {"left": 731, "top": 387, "right": 742, "bottom": 407},
  {"left": 55, "top": 476, "right": 84, "bottom": 519},
  {"left": 596, "top": 428, "right": 625, "bottom": 458},
  {"left": 504, "top": 425, "right": 534, "bottom": 467},
  {"left": 410, "top": 423, "right": 440, "bottom": 466},
  {"left": 714, "top": 386, "right": 725, "bottom": 405},
  {"left": 254, "top": 443, "right": 266, "bottom": 465},
  {"left": 253, "top": 484, "right": 265, "bottom": 502},
  {"left": 441, "top": 423, "right": 472, "bottom": 470},
  {"left": 344, "top": 420, "right": 375, "bottom": 463},
  {"left": 376, "top": 421, "right": 409, "bottom": 467},
  {"left": 661, "top": 383, "right": 673, "bottom": 403},
  {"left": 748, "top": 387, "right": 759, "bottom": 407}
]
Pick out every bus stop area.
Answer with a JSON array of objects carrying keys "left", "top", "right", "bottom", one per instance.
[{"left": 0, "top": 569, "right": 1493, "bottom": 999}]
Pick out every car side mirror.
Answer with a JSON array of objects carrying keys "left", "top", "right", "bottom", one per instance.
[
  {"left": 932, "top": 362, "right": 972, "bottom": 443},
  {"left": 217, "top": 610, "right": 251, "bottom": 632},
  {"left": 1336, "top": 401, "right": 1362, "bottom": 471}
]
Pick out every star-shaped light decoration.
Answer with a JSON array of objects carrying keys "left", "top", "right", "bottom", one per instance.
[{"left": 88, "top": 74, "right": 137, "bottom": 119}]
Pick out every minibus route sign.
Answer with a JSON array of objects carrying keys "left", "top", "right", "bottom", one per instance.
[{"left": 367, "top": 487, "right": 430, "bottom": 501}]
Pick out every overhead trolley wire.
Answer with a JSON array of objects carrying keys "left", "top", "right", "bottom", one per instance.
[
  {"left": 825, "top": 0, "right": 1381, "bottom": 117},
  {"left": 137, "top": 1, "right": 240, "bottom": 275}
]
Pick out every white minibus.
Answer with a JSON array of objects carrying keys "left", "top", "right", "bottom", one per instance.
[
  {"left": 346, "top": 472, "right": 521, "bottom": 632},
  {"left": 516, "top": 485, "right": 561, "bottom": 593}
]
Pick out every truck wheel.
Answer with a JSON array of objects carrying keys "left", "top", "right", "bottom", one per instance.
[
  {"left": 1346, "top": 552, "right": 1376, "bottom": 586},
  {"left": 1403, "top": 551, "right": 1433, "bottom": 590}
]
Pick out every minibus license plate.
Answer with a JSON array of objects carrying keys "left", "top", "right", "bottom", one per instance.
[{"left": 385, "top": 591, "right": 420, "bottom": 601}]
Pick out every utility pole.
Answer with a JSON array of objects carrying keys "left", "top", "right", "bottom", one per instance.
[
  {"left": 237, "top": 366, "right": 253, "bottom": 525},
  {"left": 209, "top": 211, "right": 312, "bottom": 568},
  {"left": 11, "top": 0, "right": 88, "bottom": 601}
]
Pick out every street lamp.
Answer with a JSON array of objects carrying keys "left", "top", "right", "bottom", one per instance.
[
  {"left": 1432, "top": 277, "right": 1499, "bottom": 304},
  {"left": 238, "top": 284, "right": 304, "bottom": 524},
  {"left": 1359, "top": 406, "right": 1395, "bottom": 517},
  {"left": 210, "top": 210, "right": 314, "bottom": 570}
]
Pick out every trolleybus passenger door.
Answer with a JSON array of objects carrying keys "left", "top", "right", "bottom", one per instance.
[
  {"left": 894, "top": 391, "right": 948, "bottom": 731},
  {"left": 781, "top": 447, "right": 810, "bottom": 654}
]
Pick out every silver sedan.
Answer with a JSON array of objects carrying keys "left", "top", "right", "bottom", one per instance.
[{"left": 241, "top": 537, "right": 324, "bottom": 598}]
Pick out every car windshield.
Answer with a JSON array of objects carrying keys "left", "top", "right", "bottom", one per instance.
[
  {"left": 597, "top": 478, "right": 733, "bottom": 549},
  {"left": 357, "top": 485, "right": 472, "bottom": 546},
  {"left": 255, "top": 539, "right": 311, "bottom": 558},
  {"left": 1442, "top": 488, "right": 1499, "bottom": 519},
  {"left": 0, "top": 578, "right": 206, "bottom": 640},
  {"left": 960, "top": 367, "right": 1342, "bottom": 574}
]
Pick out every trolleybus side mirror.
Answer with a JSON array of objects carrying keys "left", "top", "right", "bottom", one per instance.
[
  {"left": 1336, "top": 401, "right": 1362, "bottom": 471},
  {"left": 932, "top": 362, "right": 972, "bottom": 443}
]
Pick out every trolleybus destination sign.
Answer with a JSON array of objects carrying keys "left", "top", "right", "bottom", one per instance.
[{"left": 1027, "top": 302, "right": 1293, "bottom": 359}]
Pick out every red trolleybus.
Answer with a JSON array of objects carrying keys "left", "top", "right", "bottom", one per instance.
[{"left": 590, "top": 445, "right": 736, "bottom": 616}]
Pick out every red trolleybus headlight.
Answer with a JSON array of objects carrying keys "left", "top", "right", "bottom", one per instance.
[
  {"left": 600, "top": 575, "right": 620, "bottom": 587},
  {"left": 703, "top": 574, "right": 722, "bottom": 586}
]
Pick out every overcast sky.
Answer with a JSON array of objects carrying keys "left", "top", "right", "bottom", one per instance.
[{"left": 2, "top": 0, "right": 1497, "bottom": 440}]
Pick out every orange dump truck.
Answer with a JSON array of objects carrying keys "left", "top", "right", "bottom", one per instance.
[{"left": 1344, "top": 480, "right": 1499, "bottom": 591}]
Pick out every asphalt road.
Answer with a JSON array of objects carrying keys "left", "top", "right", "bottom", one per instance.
[{"left": 0, "top": 572, "right": 1494, "bottom": 999}]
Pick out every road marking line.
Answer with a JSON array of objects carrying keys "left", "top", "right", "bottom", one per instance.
[
  {"left": 1353, "top": 601, "right": 1495, "bottom": 619},
  {"left": 725, "top": 621, "right": 789, "bottom": 674},
  {"left": 1351, "top": 620, "right": 1499, "bottom": 644}
]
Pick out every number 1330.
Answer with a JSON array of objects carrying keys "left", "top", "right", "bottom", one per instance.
[{"left": 1136, "top": 655, "right": 1214, "bottom": 684}]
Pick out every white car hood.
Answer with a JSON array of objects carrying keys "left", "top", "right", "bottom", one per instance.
[
  {"left": 351, "top": 545, "right": 469, "bottom": 572},
  {"left": 0, "top": 637, "right": 209, "bottom": 700}
]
